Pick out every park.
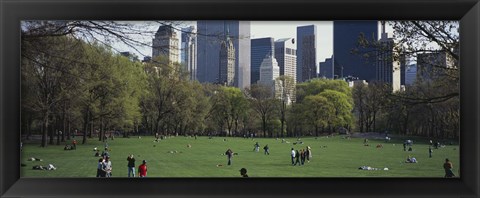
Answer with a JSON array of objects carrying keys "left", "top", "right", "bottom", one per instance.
[
  {"left": 20, "top": 21, "right": 460, "bottom": 178},
  {"left": 21, "top": 133, "right": 459, "bottom": 177}
]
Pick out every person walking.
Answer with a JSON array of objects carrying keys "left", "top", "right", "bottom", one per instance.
[
  {"left": 226, "top": 149, "right": 233, "bottom": 165},
  {"left": 105, "top": 156, "right": 112, "bottom": 177},
  {"left": 443, "top": 158, "right": 455, "bottom": 178},
  {"left": 263, "top": 144, "right": 269, "bottom": 155},
  {"left": 138, "top": 160, "right": 147, "bottom": 177},
  {"left": 294, "top": 150, "right": 300, "bottom": 166},
  {"left": 127, "top": 154, "right": 136, "bottom": 177},
  {"left": 306, "top": 146, "right": 311, "bottom": 162},
  {"left": 291, "top": 148, "right": 296, "bottom": 165},
  {"left": 96, "top": 158, "right": 106, "bottom": 177},
  {"left": 300, "top": 149, "right": 305, "bottom": 165},
  {"left": 253, "top": 142, "right": 259, "bottom": 152}
]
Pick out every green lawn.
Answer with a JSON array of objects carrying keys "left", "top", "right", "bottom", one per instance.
[{"left": 21, "top": 135, "right": 459, "bottom": 177}]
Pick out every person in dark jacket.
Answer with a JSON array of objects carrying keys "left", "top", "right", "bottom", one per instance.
[
  {"left": 240, "top": 168, "right": 248, "bottom": 177},
  {"left": 294, "top": 150, "right": 300, "bottom": 166},
  {"left": 127, "top": 154, "right": 136, "bottom": 177},
  {"left": 226, "top": 149, "right": 233, "bottom": 165}
]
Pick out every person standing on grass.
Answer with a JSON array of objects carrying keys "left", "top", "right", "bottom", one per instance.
[
  {"left": 263, "top": 144, "right": 269, "bottom": 155},
  {"left": 305, "top": 146, "right": 311, "bottom": 162},
  {"left": 291, "top": 148, "right": 296, "bottom": 165},
  {"left": 105, "top": 156, "right": 112, "bottom": 177},
  {"left": 72, "top": 139, "right": 77, "bottom": 150},
  {"left": 254, "top": 142, "right": 260, "bottom": 152},
  {"left": 127, "top": 154, "right": 136, "bottom": 177},
  {"left": 138, "top": 160, "right": 147, "bottom": 177},
  {"left": 300, "top": 149, "right": 306, "bottom": 165},
  {"left": 428, "top": 147, "right": 433, "bottom": 158},
  {"left": 444, "top": 158, "right": 455, "bottom": 178},
  {"left": 294, "top": 150, "right": 300, "bottom": 166},
  {"left": 226, "top": 149, "right": 233, "bottom": 165},
  {"left": 97, "top": 158, "right": 106, "bottom": 177}
]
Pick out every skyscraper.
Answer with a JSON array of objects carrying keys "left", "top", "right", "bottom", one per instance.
[
  {"left": 197, "top": 20, "right": 251, "bottom": 89},
  {"left": 251, "top": 37, "right": 275, "bottom": 84},
  {"left": 152, "top": 25, "right": 179, "bottom": 64},
  {"left": 275, "top": 38, "right": 297, "bottom": 103},
  {"left": 181, "top": 26, "right": 197, "bottom": 81},
  {"left": 405, "top": 64, "right": 417, "bottom": 85},
  {"left": 376, "top": 21, "right": 401, "bottom": 92},
  {"left": 275, "top": 38, "right": 297, "bottom": 82},
  {"left": 219, "top": 29, "right": 236, "bottom": 86},
  {"left": 319, "top": 55, "right": 334, "bottom": 79},
  {"left": 333, "top": 21, "right": 378, "bottom": 81},
  {"left": 296, "top": 25, "right": 317, "bottom": 83},
  {"left": 258, "top": 55, "right": 280, "bottom": 98}
]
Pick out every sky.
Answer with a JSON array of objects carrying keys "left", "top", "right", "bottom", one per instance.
[{"left": 115, "top": 21, "right": 394, "bottom": 64}]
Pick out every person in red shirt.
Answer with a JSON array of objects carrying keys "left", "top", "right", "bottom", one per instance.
[
  {"left": 138, "top": 160, "right": 147, "bottom": 177},
  {"left": 72, "top": 139, "right": 77, "bottom": 150}
]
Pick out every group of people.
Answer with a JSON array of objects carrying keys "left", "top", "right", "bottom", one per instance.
[
  {"left": 253, "top": 142, "right": 269, "bottom": 155},
  {"left": 127, "top": 154, "right": 148, "bottom": 177},
  {"left": 96, "top": 156, "right": 112, "bottom": 177},
  {"left": 291, "top": 147, "right": 312, "bottom": 166}
]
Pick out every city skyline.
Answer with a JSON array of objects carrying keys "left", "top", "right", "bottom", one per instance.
[{"left": 114, "top": 21, "right": 394, "bottom": 65}]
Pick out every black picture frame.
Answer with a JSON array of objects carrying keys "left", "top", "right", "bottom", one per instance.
[{"left": 1, "top": 0, "right": 479, "bottom": 197}]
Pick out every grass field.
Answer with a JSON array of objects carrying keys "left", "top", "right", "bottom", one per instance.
[{"left": 21, "top": 135, "right": 460, "bottom": 177}]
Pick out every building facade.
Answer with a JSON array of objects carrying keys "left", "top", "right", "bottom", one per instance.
[
  {"left": 181, "top": 26, "right": 197, "bottom": 81},
  {"left": 417, "top": 51, "right": 455, "bottom": 82},
  {"left": 219, "top": 31, "right": 236, "bottom": 86},
  {"left": 319, "top": 55, "right": 334, "bottom": 79},
  {"left": 275, "top": 38, "right": 297, "bottom": 102},
  {"left": 375, "top": 22, "right": 401, "bottom": 92},
  {"left": 296, "top": 25, "right": 317, "bottom": 83},
  {"left": 333, "top": 21, "right": 378, "bottom": 81},
  {"left": 197, "top": 20, "right": 251, "bottom": 89},
  {"left": 259, "top": 55, "right": 280, "bottom": 98},
  {"left": 405, "top": 64, "right": 417, "bottom": 85},
  {"left": 251, "top": 37, "right": 275, "bottom": 84},
  {"left": 152, "top": 25, "right": 179, "bottom": 64}
]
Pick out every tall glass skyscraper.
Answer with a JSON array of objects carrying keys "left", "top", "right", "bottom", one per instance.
[
  {"left": 333, "top": 21, "right": 378, "bottom": 81},
  {"left": 181, "top": 26, "right": 197, "bottom": 81},
  {"left": 196, "top": 21, "right": 251, "bottom": 89},
  {"left": 296, "top": 25, "right": 317, "bottom": 83},
  {"left": 251, "top": 37, "right": 275, "bottom": 84}
]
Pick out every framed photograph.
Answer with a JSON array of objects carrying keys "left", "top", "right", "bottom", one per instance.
[{"left": 1, "top": 0, "right": 479, "bottom": 197}]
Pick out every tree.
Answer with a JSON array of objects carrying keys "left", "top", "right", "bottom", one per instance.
[
  {"left": 245, "top": 84, "right": 278, "bottom": 137},
  {"left": 319, "top": 89, "right": 354, "bottom": 132},
  {"left": 276, "top": 76, "right": 295, "bottom": 137},
  {"left": 211, "top": 86, "right": 249, "bottom": 136},
  {"left": 303, "top": 95, "right": 335, "bottom": 136}
]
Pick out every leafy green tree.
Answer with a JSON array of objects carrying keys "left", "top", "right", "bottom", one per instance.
[
  {"left": 303, "top": 95, "right": 335, "bottom": 136},
  {"left": 245, "top": 84, "right": 278, "bottom": 137},
  {"left": 319, "top": 89, "right": 354, "bottom": 131}
]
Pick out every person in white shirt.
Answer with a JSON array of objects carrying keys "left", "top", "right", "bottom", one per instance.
[
  {"left": 105, "top": 156, "right": 112, "bottom": 177},
  {"left": 291, "top": 148, "right": 296, "bottom": 165}
]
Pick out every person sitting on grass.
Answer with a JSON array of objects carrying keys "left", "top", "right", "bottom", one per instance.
[
  {"left": 406, "top": 156, "right": 417, "bottom": 163},
  {"left": 94, "top": 150, "right": 100, "bottom": 157},
  {"left": 101, "top": 148, "right": 109, "bottom": 159}
]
